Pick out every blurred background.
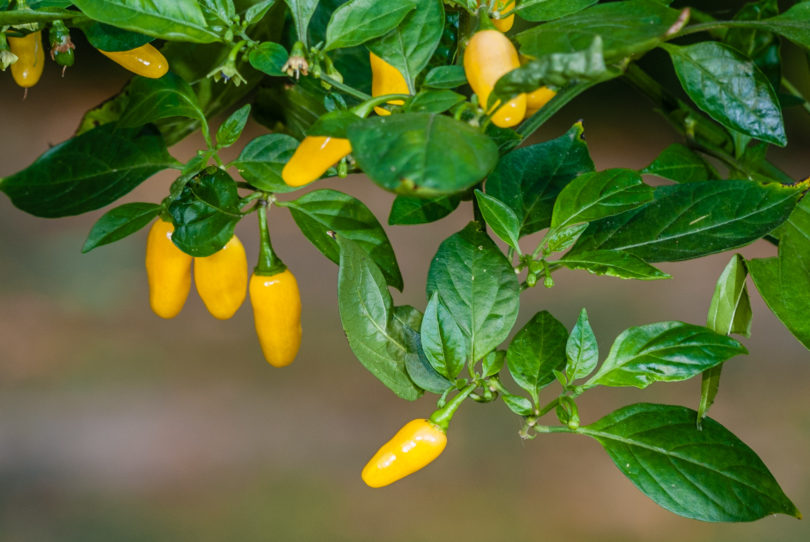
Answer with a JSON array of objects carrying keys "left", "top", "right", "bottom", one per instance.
[{"left": 1, "top": 36, "right": 810, "bottom": 542}]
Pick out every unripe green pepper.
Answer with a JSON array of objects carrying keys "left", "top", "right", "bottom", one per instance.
[
  {"left": 48, "top": 20, "right": 75, "bottom": 73},
  {"left": 194, "top": 235, "right": 248, "bottom": 320},
  {"left": 145, "top": 218, "right": 192, "bottom": 319},
  {"left": 361, "top": 419, "right": 447, "bottom": 488}
]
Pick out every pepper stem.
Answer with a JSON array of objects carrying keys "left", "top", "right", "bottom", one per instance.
[
  {"left": 254, "top": 199, "right": 286, "bottom": 276},
  {"left": 429, "top": 383, "right": 477, "bottom": 432}
]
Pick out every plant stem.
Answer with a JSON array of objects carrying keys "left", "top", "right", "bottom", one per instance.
[
  {"left": 319, "top": 74, "right": 371, "bottom": 101},
  {"left": 429, "top": 383, "right": 477, "bottom": 431},
  {"left": 254, "top": 198, "right": 286, "bottom": 276},
  {"left": 781, "top": 77, "right": 810, "bottom": 116}
]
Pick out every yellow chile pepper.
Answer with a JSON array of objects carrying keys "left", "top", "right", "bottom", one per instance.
[
  {"left": 362, "top": 419, "right": 447, "bottom": 488},
  {"left": 526, "top": 86, "right": 556, "bottom": 116},
  {"left": 490, "top": 1, "right": 516, "bottom": 33},
  {"left": 145, "top": 218, "right": 192, "bottom": 319},
  {"left": 281, "top": 136, "right": 352, "bottom": 187},
  {"left": 194, "top": 235, "right": 248, "bottom": 320},
  {"left": 8, "top": 31, "right": 45, "bottom": 88},
  {"left": 249, "top": 269, "right": 302, "bottom": 367},
  {"left": 98, "top": 43, "right": 168, "bottom": 79},
  {"left": 463, "top": 29, "right": 527, "bottom": 128},
  {"left": 370, "top": 51, "right": 409, "bottom": 116}
]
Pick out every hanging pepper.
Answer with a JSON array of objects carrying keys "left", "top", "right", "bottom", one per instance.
[{"left": 48, "top": 20, "right": 75, "bottom": 76}]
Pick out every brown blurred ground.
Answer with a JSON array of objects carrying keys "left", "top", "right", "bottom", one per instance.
[{"left": 1, "top": 45, "right": 810, "bottom": 542}]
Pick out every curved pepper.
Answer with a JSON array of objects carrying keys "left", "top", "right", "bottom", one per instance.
[
  {"left": 194, "top": 235, "right": 248, "bottom": 320},
  {"left": 98, "top": 43, "right": 168, "bottom": 79},
  {"left": 8, "top": 31, "right": 45, "bottom": 88},
  {"left": 370, "top": 51, "right": 409, "bottom": 116},
  {"left": 282, "top": 136, "right": 352, "bottom": 187},
  {"left": 145, "top": 218, "right": 192, "bottom": 319},
  {"left": 463, "top": 29, "right": 526, "bottom": 128},
  {"left": 361, "top": 419, "right": 447, "bottom": 488},
  {"left": 249, "top": 268, "right": 302, "bottom": 367}
]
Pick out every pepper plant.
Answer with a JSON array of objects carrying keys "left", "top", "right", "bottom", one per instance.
[{"left": 1, "top": 0, "right": 809, "bottom": 524}]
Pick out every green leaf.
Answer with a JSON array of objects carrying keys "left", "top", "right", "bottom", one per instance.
[
  {"left": 0, "top": 125, "right": 178, "bottom": 218},
  {"left": 231, "top": 134, "right": 300, "bottom": 193},
  {"left": 501, "top": 391, "right": 535, "bottom": 417},
  {"left": 516, "top": 0, "right": 681, "bottom": 61},
  {"left": 421, "top": 292, "right": 469, "bottom": 380},
  {"left": 244, "top": 0, "right": 277, "bottom": 25},
  {"left": 517, "top": 0, "right": 598, "bottom": 22},
  {"left": 481, "top": 350, "right": 505, "bottom": 378},
  {"left": 757, "top": 2, "right": 810, "bottom": 51},
  {"left": 367, "top": 0, "right": 444, "bottom": 91},
  {"left": 324, "top": 0, "right": 418, "bottom": 51},
  {"left": 506, "top": 311, "right": 569, "bottom": 399},
  {"left": 422, "top": 65, "right": 467, "bottom": 89},
  {"left": 559, "top": 250, "right": 671, "bottom": 280},
  {"left": 167, "top": 167, "right": 242, "bottom": 257},
  {"left": 748, "top": 231, "right": 810, "bottom": 350},
  {"left": 248, "top": 41, "right": 289, "bottom": 77},
  {"left": 699, "top": 253, "right": 752, "bottom": 425},
  {"left": 337, "top": 236, "right": 423, "bottom": 400},
  {"left": 571, "top": 180, "right": 802, "bottom": 262},
  {"left": 72, "top": 0, "right": 220, "bottom": 43},
  {"left": 404, "top": 90, "right": 465, "bottom": 114},
  {"left": 388, "top": 194, "right": 461, "bottom": 225},
  {"left": 585, "top": 322, "right": 746, "bottom": 389},
  {"left": 117, "top": 72, "right": 207, "bottom": 129},
  {"left": 348, "top": 113, "right": 498, "bottom": 197},
  {"left": 565, "top": 308, "right": 598, "bottom": 382},
  {"left": 492, "top": 36, "right": 607, "bottom": 102},
  {"left": 305, "top": 110, "right": 363, "bottom": 138},
  {"left": 80, "top": 21, "right": 154, "bottom": 52},
  {"left": 544, "top": 223, "right": 588, "bottom": 254},
  {"left": 474, "top": 190, "right": 521, "bottom": 251},
  {"left": 725, "top": 0, "right": 779, "bottom": 63},
  {"left": 486, "top": 122, "right": 594, "bottom": 236},
  {"left": 283, "top": 0, "right": 319, "bottom": 44},
  {"left": 427, "top": 222, "right": 520, "bottom": 363},
  {"left": 216, "top": 104, "right": 251, "bottom": 148},
  {"left": 641, "top": 143, "right": 718, "bottom": 183},
  {"left": 580, "top": 403, "right": 800, "bottom": 521},
  {"left": 397, "top": 305, "right": 454, "bottom": 394},
  {"left": 550, "top": 169, "right": 653, "bottom": 230},
  {"left": 81, "top": 202, "right": 161, "bottom": 253},
  {"left": 281, "top": 189, "right": 403, "bottom": 290},
  {"left": 707, "top": 254, "right": 752, "bottom": 337},
  {"left": 665, "top": 42, "right": 785, "bottom": 146}
]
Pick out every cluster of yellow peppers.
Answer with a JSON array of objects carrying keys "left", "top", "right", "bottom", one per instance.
[{"left": 145, "top": 218, "right": 303, "bottom": 369}]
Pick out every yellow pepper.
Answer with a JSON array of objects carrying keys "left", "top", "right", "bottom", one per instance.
[
  {"left": 370, "top": 51, "right": 409, "bottom": 116},
  {"left": 145, "top": 218, "right": 192, "bottom": 319},
  {"left": 194, "top": 235, "right": 248, "bottom": 320},
  {"left": 249, "top": 268, "right": 302, "bottom": 367},
  {"left": 362, "top": 419, "right": 447, "bottom": 488},
  {"left": 98, "top": 43, "right": 168, "bottom": 79},
  {"left": 281, "top": 136, "right": 352, "bottom": 187},
  {"left": 491, "top": 1, "right": 516, "bottom": 33},
  {"left": 8, "top": 31, "right": 45, "bottom": 88},
  {"left": 526, "top": 86, "right": 556, "bottom": 116},
  {"left": 463, "top": 29, "right": 526, "bottom": 128}
]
